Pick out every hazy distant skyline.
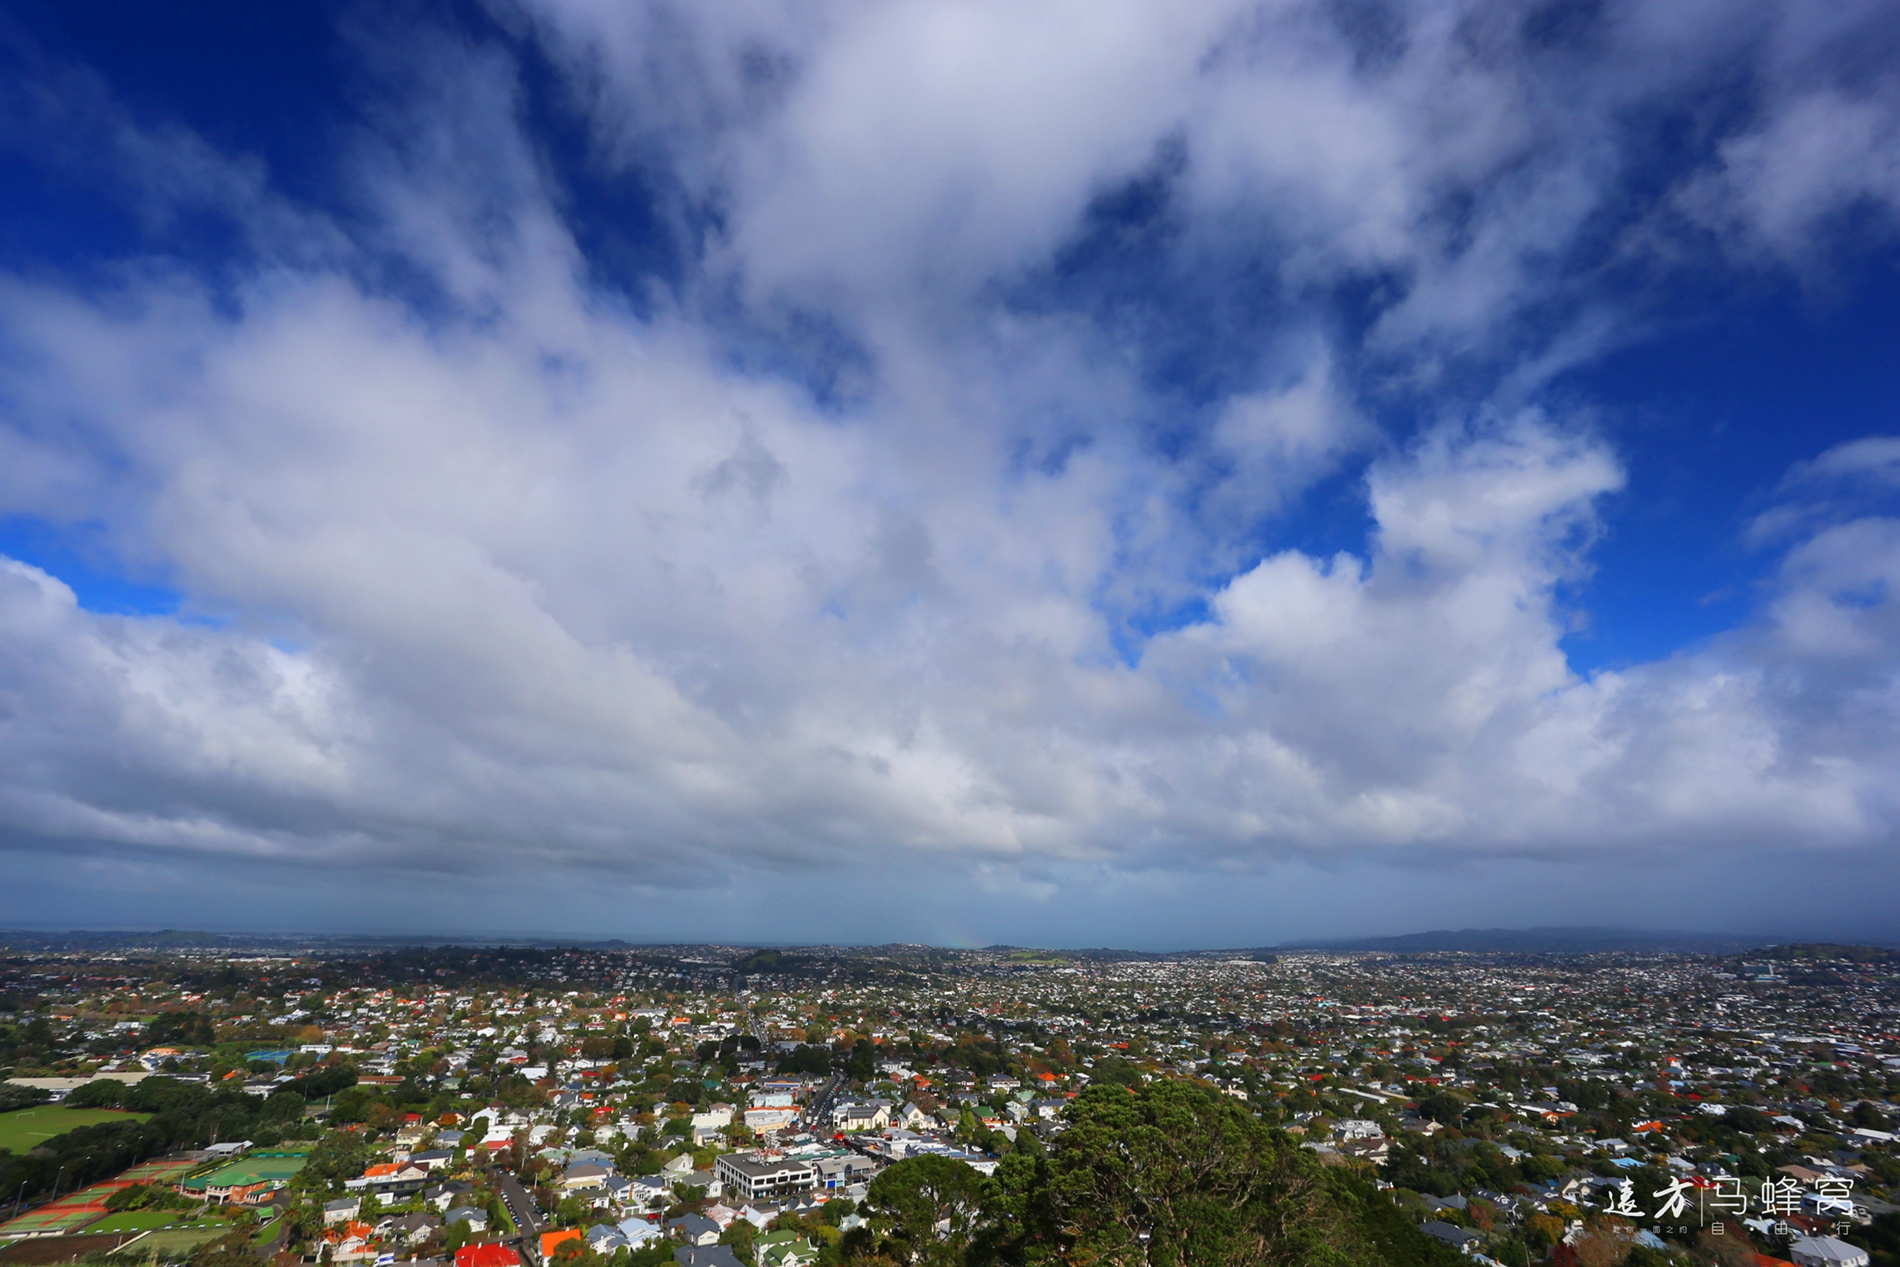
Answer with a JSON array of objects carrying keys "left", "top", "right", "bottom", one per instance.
[{"left": 2, "top": 0, "right": 1899, "bottom": 946}]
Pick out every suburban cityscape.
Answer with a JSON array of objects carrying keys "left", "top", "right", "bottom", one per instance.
[
  {"left": 0, "top": 937, "right": 1894, "bottom": 1267},
  {"left": 5, "top": 0, "right": 1900, "bottom": 1263}
]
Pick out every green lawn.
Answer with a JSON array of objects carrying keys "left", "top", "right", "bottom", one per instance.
[
  {"left": 0, "top": 1105, "right": 151, "bottom": 1153},
  {"left": 86, "top": 1211, "right": 185, "bottom": 1233},
  {"left": 134, "top": 1227, "right": 232, "bottom": 1254}
]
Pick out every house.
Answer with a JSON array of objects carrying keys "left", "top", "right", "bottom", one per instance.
[
  {"left": 615, "top": 1218, "right": 666, "bottom": 1248},
  {"left": 411, "top": 1150, "right": 456, "bottom": 1171},
  {"left": 562, "top": 1162, "right": 614, "bottom": 1191},
  {"left": 427, "top": 1182, "right": 475, "bottom": 1211},
  {"left": 692, "top": 1106, "right": 735, "bottom": 1132},
  {"left": 583, "top": 1224, "right": 628, "bottom": 1255},
  {"left": 1339, "top": 1136, "right": 1390, "bottom": 1164},
  {"left": 378, "top": 1212, "right": 441, "bottom": 1245},
  {"left": 672, "top": 1249, "right": 745, "bottom": 1267},
  {"left": 815, "top": 1154, "right": 880, "bottom": 1191},
  {"left": 630, "top": 1175, "right": 672, "bottom": 1209},
  {"left": 1422, "top": 1222, "right": 1483, "bottom": 1253},
  {"left": 540, "top": 1230, "right": 582, "bottom": 1263},
  {"left": 666, "top": 1213, "right": 721, "bottom": 1246},
  {"left": 454, "top": 1245, "right": 522, "bottom": 1267},
  {"left": 895, "top": 1102, "right": 931, "bottom": 1130},
  {"left": 1789, "top": 1238, "right": 1871, "bottom": 1267},
  {"left": 346, "top": 1161, "right": 430, "bottom": 1196},
  {"left": 324, "top": 1199, "right": 363, "bottom": 1226},
  {"left": 444, "top": 1206, "right": 490, "bottom": 1233},
  {"left": 328, "top": 1228, "right": 377, "bottom": 1262},
  {"left": 755, "top": 1232, "right": 818, "bottom": 1267},
  {"left": 675, "top": 1170, "right": 722, "bottom": 1201},
  {"left": 833, "top": 1101, "right": 890, "bottom": 1132},
  {"left": 744, "top": 1107, "right": 799, "bottom": 1134}
]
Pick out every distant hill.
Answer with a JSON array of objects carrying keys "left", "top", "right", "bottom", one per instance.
[{"left": 1279, "top": 925, "right": 1775, "bottom": 954}]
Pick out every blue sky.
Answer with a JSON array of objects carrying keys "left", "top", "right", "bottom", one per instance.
[{"left": 1, "top": 0, "right": 1899, "bottom": 946}]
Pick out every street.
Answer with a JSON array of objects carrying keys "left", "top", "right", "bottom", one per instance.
[
  {"left": 803, "top": 1070, "right": 846, "bottom": 1135},
  {"left": 493, "top": 1170, "right": 543, "bottom": 1250}
]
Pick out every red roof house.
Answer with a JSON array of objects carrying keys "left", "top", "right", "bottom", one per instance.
[{"left": 455, "top": 1244, "right": 522, "bottom": 1267}]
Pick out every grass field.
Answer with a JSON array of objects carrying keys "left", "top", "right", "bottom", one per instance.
[
  {"left": 131, "top": 1227, "right": 229, "bottom": 1254},
  {"left": 0, "top": 1107, "right": 151, "bottom": 1154},
  {"left": 84, "top": 1211, "right": 181, "bottom": 1233}
]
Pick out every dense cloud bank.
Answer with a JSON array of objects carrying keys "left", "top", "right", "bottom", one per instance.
[{"left": 1, "top": 0, "right": 1898, "bottom": 908}]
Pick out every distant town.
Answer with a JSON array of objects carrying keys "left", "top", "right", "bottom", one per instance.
[{"left": 0, "top": 937, "right": 1895, "bottom": 1267}]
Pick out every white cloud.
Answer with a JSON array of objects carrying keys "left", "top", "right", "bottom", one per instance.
[
  {"left": 0, "top": 0, "right": 1898, "bottom": 917},
  {"left": 1680, "top": 89, "right": 1900, "bottom": 263}
]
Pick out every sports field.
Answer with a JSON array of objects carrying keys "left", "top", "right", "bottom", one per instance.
[
  {"left": 84, "top": 1211, "right": 178, "bottom": 1234},
  {"left": 0, "top": 1205, "right": 100, "bottom": 1237},
  {"left": 130, "top": 1227, "right": 229, "bottom": 1255},
  {"left": 116, "top": 1159, "right": 200, "bottom": 1183},
  {"left": 0, "top": 1107, "right": 150, "bottom": 1154},
  {"left": 0, "top": 1156, "right": 203, "bottom": 1239},
  {"left": 0, "top": 1183, "right": 119, "bottom": 1237}
]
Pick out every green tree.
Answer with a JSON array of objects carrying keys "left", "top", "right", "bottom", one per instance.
[
  {"left": 719, "top": 1218, "right": 758, "bottom": 1265},
  {"left": 298, "top": 1131, "right": 371, "bottom": 1189},
  {"left": 866, "top": 1154, "right": 998, "bottom": 1267},
  {"left": 991, "top": 1080, "right": 1467, "bottom": 1267},
  {"left": 66, "top": 1080, "right": 126, "bottom": 1109}
]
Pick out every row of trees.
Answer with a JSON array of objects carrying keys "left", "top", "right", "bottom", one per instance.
[{"left": 0, "top": 1069, "right": 361, "bottom": 1209}]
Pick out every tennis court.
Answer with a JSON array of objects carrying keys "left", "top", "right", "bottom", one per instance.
[
  {"left": 116, "top": 1158, "right": 200, "bottom": 1184},
  {"left": 0, "top": 1156, "right": 209, "bottom": 1238},
  {"left": 0, "top": 1207, "right": 97, "bottom": 1238}
]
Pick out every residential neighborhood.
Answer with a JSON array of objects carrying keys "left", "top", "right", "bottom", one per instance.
[{"left": 1, "top": 937, "right": 1898, "bottom": 1267}]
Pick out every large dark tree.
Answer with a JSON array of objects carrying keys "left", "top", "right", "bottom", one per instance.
[
  {"left": 867, "top": 1154, "right": 998, "bottom": 1266},
  {"left": 852, "top": 1081, "right": 1464, "bottom": 1267}
]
